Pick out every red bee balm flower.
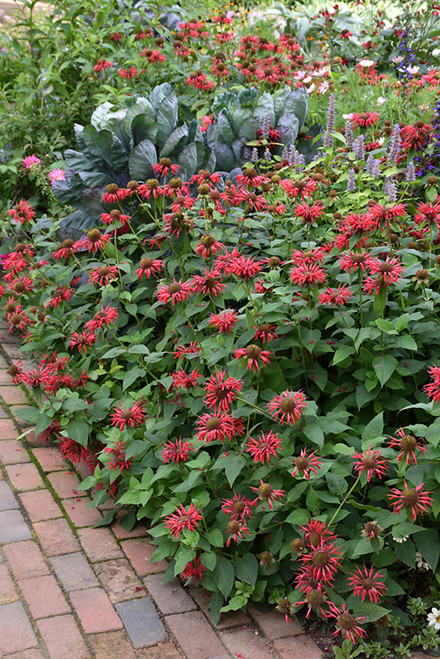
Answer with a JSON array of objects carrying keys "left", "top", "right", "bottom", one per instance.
[
  {"left": 327, "top": 603, "right": 365, "bottom": 644},
  {"left": 292, "top": 449, "right": 322, "bottom": 479},
  {"left": 351, "top": 111, "right": 379, "bottom": 127},
  {"left": 388, "top": 428, "right": 427, "bottom": 465},
  {"left": 110, "top": 401, "right": 146, "bottom": 430},
  {"left": 267, "top": 390, "right": 307, "bottom": 425},
  {"left": 250, "top": 479, "right": 285, "bottom": 510},
  {"left": 352, "top": 446, "right": 389, "bottom": 482},
  {"left": 162, "top": 438, "right": 194, "bottom": 464},
  {"left": 180, "top": 556, "right": 206, "bottom": 584},
  {"left": 423, "top": 364, "right": 440, "bottom": 403},
  {"left": 234, "top": 344, "right": 272, "bottom": 371},
  {"left": 164, "top": 503, "right": 203, "bottom": 539},
  {"left": 209, "top": 309, "right": 238, "bottom": 334},
  {"left": 226, "top": 519, "right": 251, "bottom": 547},
  {"left": 103, "top": 440, "right": 132, "bottom": 471},
  {"left": 156, "top": 279, "right": 194, "bottom": 305},
  {"left": 135, "top": 257, "right": 163, "bottom": 279},
  {"left": 196, "top": 413, "right": 236, "bottom": 443},
  {"left": 221, "top": 492, "right": 256, "bottom": 521},
  {"left": 300, "top": 542, "right": 342, "bottom": 582},
  {"left": 245, "top": 430, "right": 282, "bottom": 463},
  {"left": 348, "top": 566, "right": 387, "bottom": 603},
  {"left": 388, "top": 481, "right": 433, "bottom": 521},
  {"left": 203, "top": 371, "right": 243, "bottom": 411}
]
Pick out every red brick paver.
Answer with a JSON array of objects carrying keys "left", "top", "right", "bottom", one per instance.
[
  {"left": 18, "top": 574, "right": 70, "bottom": 618},
  {"left": 37, "top": 615, "right": 91, "bottom": 658},
  {"left": 121, "top": 539, "right": 168, "bottom": 576},
  {"left": 70, "top": 587, "right": 123, "bottom": 633},
  {"left": 5, "top": 462, "right": 44, "bottom": 490},
  {"left": 19, "top": 489, "right": 62, "bottom": 521},
  {"left": 3, "top": 540, "right": 50, "bottom": 579}
]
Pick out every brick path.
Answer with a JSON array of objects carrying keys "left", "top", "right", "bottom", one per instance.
[{"left": 0, "top": 319, "right": 326, "bottom": 658}]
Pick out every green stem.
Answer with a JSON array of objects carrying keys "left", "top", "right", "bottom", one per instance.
[{"left": 328, "top": 476, "right": 361, "bottom": 527}]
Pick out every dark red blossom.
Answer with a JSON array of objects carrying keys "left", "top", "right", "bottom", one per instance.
[
  {"left": 245, "top": 430, "right": 282, "bottom": 463},
  {"left": 162, "top": 438, "right": 194, "bottom": 464},
  {"left": 292, "top": 449, "right": 322, "bottom": 479},
  {"left": 164, "top": 503, "right": 203, "bottom": 539},
  {"left": 234, "top": 344, "right": 272, "bottom": 371},
  {"left": 110, "top": 401, "right": 146, "bottom": 430},
  {"left": 203, "top": 371, "right": 243, "bottom": 411},
  {"left": 388, "top": 428, "right": 427, "bottom": 466},
  {"left": 103, "top": 440, "right": 132, "bottom": 471},
  {"left": 352, "top": 446, "right": 388, "bottom": 482},
  {"left": 221, "top": 492, "right": 256, "bottom": 522},
  {"left": 348, "top": 566, "right": 387, "bottom": 603},
  {"left": 268, "top": 390, "right": 307, "bottom": 425},
  {"left": 196, "top": 412, "right": 236, "bottom": 443},
  {"left": 388, "top": 481, "right": 433, "bottom": 521}
]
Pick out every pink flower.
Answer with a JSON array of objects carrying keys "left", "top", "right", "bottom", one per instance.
[
  {"left": 48, "top": 168, "right": 65, "bottom": 185},
  {"left": 22, "top": 155, "right": 41, "bottom": 169}
]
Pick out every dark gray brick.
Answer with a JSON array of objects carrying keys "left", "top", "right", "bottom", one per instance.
[
  {"left": 0, "top": 510, "right": 32, "bottom": 543},
  {"left": 50, "top": 552, "right": 99, "bottom": 591},
  {"left": 0, "top": 481, "right": 19, "bottom": 511},
  {"left": 115, "top": 597, "right": 167, "bottom": 648}
]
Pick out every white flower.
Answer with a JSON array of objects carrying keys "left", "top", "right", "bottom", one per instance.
[
  {"left": 415, "top": 552, "right": 431, "bottom": 571},
  {"left": 303, "top": 75, "right": 312, "bottom": 84},
  {"left": 342, "top": 113, "right": 353, "bottom": 120},
  {"left": 393, "top": 55, "right": 404, "bottom": 64},
  {"left": 407, "top": 66, "right": 420, "bottom": 75},
  {"left": 428, "top": 608, "right": 440, "bottom": 630},
  {"left": 376, "top": 96, "right": 387, "bottom": 106},
  {"left": 393, "top": 534, "right": 409, "bottom": 543},
  {"left": 318, "top": 81, "right": 330, "bottom": 94},
  {"left": 307, "top": 83, "right": 315, "bottom": 94},
  {"left": 358, "top": 58, "right": 374, "bottom": 67},
  {"left": 293, "top": 70, "right": 308, "bottom": 80}
]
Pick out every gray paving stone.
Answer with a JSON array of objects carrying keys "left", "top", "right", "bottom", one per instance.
[
  {"left": 144, "top": 574, "right": 197, "bottom": 615},
  {"left": 0, "top": 509, "right": 32, "bottom": 543},
  {"left": 115, "top": 597, "right": 167, "bottom": 648},
  {"left": 0, "top": 406, "right": 10, "bottom": 418},
  {"left": 50, "top": 552, "right": 99, "bottom": 591},
  {"left": 0, "top": 480, "right": 19, "bottom": 511}
]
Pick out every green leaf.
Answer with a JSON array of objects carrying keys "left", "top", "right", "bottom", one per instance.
[
  {"left": 373, "top": 288, "right": 387, "bottom": 315},
  {"left": 393, "top": 335, "right": 418, "bottom": 351},
  {"left": 375, "top": 318, "right": 393, "bottom": 333},
  {"left": 372, "top": 355, "right": 397, "bottom": 387},
  {"left": 285, "top": 509, "right": 310, "bottom": 525},
  {"left": 362, "top": 412, "right": 384, "bottom": 443},
  {"left": 225, "top": 455, "right": 246, "bottom": 487},
  {"left": 65, "top": 420, "right": 90, "bottom": 448},
  {"left": 415, "top": 528, "right": 440, "bottom": 570},
  {"left": 14, "top": 406, "right": 38, "bottom": 423},
  {"left": 206, "top": 528, "right": 224, "bottom": 548},
  {"left": 234, "top": 553, "right": 259, "bottom": 587},
  {"left": 123, "top": 367, "right": 146, "bottom": 391},
  {"left": 213, "top": 555, "right": 235, "bottom": 598},
  {"left": 306, "top": 488, "right": 321, "bottom": 513},
  {"left": 331, "top": 345, "right": 355, "bottom": 365},
  {"left": 395, "top": 313, "right": 410, "bottom": 332},
  {"left": 174, "top": 548, "right": 196, "bottom": 576},
  {"left": 352, "top": 601, "right": 391, "bottom": 623},
  {"left": 201, "top": 551, "right": 217, "bottom": 571},
  {"left": 209, "top": 591, "right": 224, "bottom": 626}
]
